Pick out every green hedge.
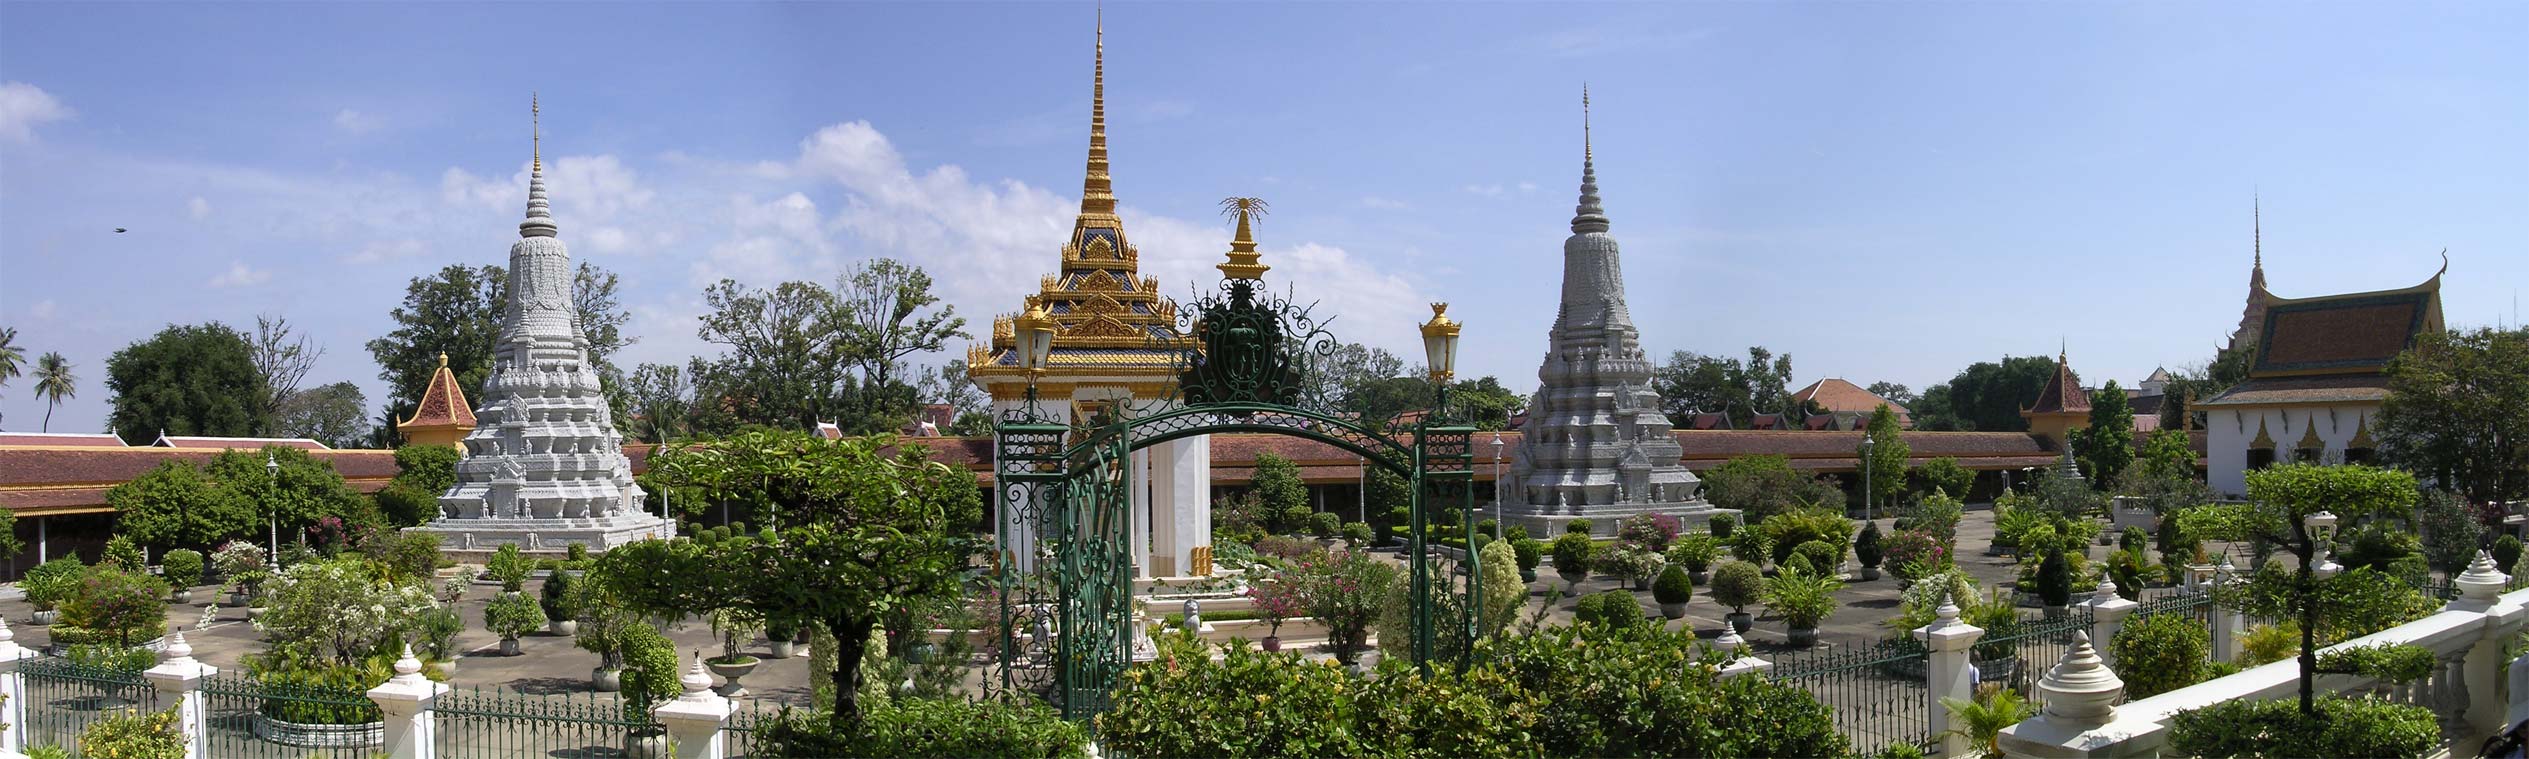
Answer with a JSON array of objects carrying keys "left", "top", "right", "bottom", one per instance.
[{"left": 757, "top": 698, "right": 1088, "bottom": 758}]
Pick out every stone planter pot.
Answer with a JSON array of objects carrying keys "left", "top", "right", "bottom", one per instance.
[
  {"left": 1788, "top": 626, "right": 1819, "bottom": 647},
  {"left": 1858, "top": 567, "right": 1881, "bottom": 581},
  {"left": 625, "top": 728, "right": 670, "bottom": 759},
  {"left": 1630, "top": 577, "right": 1653, "bottom": 592},
  {"left": 436, "top": 658, "right": 457, "bottom": 677},
  {"left": 591, "top": 667, "right": 622, "bottom": 692},
  {"left": 1689, "top": 570, "right": 1710, "bottom": 585},
  {"left": 1558, "top": 569, "right": 1588, "bottom": 591},
  {"left": 1975, "top": 655, "right": 2021, "bottom": 685},
  {"left": 499, "top": 637, "right": 521, "bottom": 656},
  {"left": 254, "top": 715, "right": 384, "bottom": 749},
  {"left": 1986, "top": 542, "right": 2013, "bottom": 557},
  {"left": 708, "top": 657, "right": 758, "bottom": 698},
  {"left": 794, "top": 628, "right": 811, "bottom": 644},
  {"left": 1262, "top": 635, "right": 1281, "bottom": 652},
  {"left": 548, "top": 619, "right": 578, "bottom": 636},
  {"left": 171, "top": 589, "right": 194, "bottom": 605},
  {"left": 767, "top": 640, "right": 796, "bottom": 660},
  {"left": 1519, "top": 568, "right": 1538, "bottom": 584},
  {"left": 227, "top": 592, "right": 251, "bottom": 608},
  {"left": 29, "top": 609, "right": 58, "bottom": 626},
  {"left": 1659, "top": 601, "right": 1687, "bottom": 620},
  {"left": 1725, "top": 612, "right": 1753, "bottom": 635}
]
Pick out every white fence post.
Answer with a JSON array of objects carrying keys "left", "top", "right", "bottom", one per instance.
[
  {"left": 2208, "top": 557, "right": 2241, "bottom": 665},
  {"left": 2086, "top": 578, "right": 2138, "bottom": 670},
  {"left": 366, "top": 645, "right": 447, "bottom": 759},
  {"left": 1713, "top": 627, "right": 1771, "bottom": 680},
  {"left": 654, "top": 655, "right": 733, "bottom": 759},
  {"left": 140, "top": 631, "right": 216, "bottom": 759},
  {"left": 0, "top": 619, "right": 35, "bottom": 755},
  {"left": 2453, "top": 552, "right": 2521, "bottom": 740},
  {"left": 1997, "top": 630, "right": 2127, "bottom": 758},
  {"left": 1916, "top": 592, "right": 1985, "bottom": 758}
]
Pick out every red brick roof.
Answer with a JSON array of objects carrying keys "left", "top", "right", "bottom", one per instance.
[
  {"left": 154, "top": 435, "right": 330, "bottom": 450},
  {"left": 1791, "top": 378, "right": 1911, "bottom": 425},
  {"left": 2251, "top": 284, "right": 2442, "bottom": 377},
  {"left": 0, "top": 433, "right": 127, "bottom": 447},
  {"left": 2023, "top": 355, "right": 2090, "bottom": 416},
  {"left": 0, "top": 447, "right": 398, "bottom": 516}
]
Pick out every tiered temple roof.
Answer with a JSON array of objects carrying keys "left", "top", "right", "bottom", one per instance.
[{"left": 2201, "top": 260, "right": 2445, "bottom": 408}]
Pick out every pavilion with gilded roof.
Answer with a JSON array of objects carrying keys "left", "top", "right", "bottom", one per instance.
[{"left": 966, "top": 18, "right": 1213, "bottom": 577}]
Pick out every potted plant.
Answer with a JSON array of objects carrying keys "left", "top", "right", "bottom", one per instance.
[
  {"left": 1342, "top": 521, "right": 1375, "bottom": 551},
  {"left": 1762, "top": 568, "right": 1843, "bottom": 647},
  {"left": 417, "top": 607, "right": 463, "bottom": 675},
  {"left": 1512, "top": 538, "right": 1542, "bottom": 584},
  {"left": 1792, "top": 540, "right": 1844, "bottom": 579},
  {"left": 1854, "top": 522, "right": 1885, "bottom": 581},
  {"left": 21, "top": 556, "right": 85, "bottom": 626},
  {"left": 1551, "top": 533, "right": 1595, "bottom": 591},
  {"left": 1667, "top": 533, "right": 1718, "bottom": 584},
  {"left": 618, "top": 625, "right": 680, "bottom": 759},
  {"left": 1708, "top": 513, "right": 1736, "bottom": 540},
  {"left": 2036, "top": 551, "right": 2072, "bottom": 617},
  {"left": 707, "top": 607, "right": 764, "bottom": 697},
  {"left": 1883, "top": 529, "right": 1950, "bottom": 589},
  {"left": 1600, "top": 546, "right": 1663, "bottom": 591},
  {"left": 540, "top": 569, "right": 582, "bottom": 636},
  {"left": 1246, "top": 579, "right": 1301, "bottom": 652},
  {"left": 160, "top": 549, "right": 205, "bottom": 604},
  {"left": 486, "top": 544, "right": 532, "bottom": 593},
  {"left": 1310, "top": 512, "right": 1342, "bottom": 548},
  {"left": 213, "top": 542, "right": 268, "bottom": 607},
  {"left": 1942, "top": 685, "right": 2034, "bottom": 759},
  {"left": 1652, "top": 564, "right": 1693, "bottom": 620},
  {"left": 761, "top": 620, "right": 798, "bottom": 659},
  {"left": 484, "top": 592, "right": 546, "bottom": 656},
  {"left": 1709, "top": 560, "right": 1763, "bottom": 635}
]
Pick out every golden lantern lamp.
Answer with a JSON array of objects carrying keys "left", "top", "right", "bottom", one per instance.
[{"left": 1420, "top": 302, "right": 1462, "bottom": 383}]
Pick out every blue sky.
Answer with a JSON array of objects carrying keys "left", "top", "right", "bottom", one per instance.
[{"left": 3, "top": 2, "right": 2522, "bottom": 434}]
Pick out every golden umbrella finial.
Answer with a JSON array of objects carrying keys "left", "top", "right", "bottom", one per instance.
[{"left": 1216, "top": 197, "right": 1270, "bottom": 280}]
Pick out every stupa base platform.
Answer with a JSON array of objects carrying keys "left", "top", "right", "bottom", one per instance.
[
  {"left": 1501, "top": 502, "right": 1739, "bottom": 539},
  {"left": 404, "top": 514, "right": 674, "bottom": 555}
]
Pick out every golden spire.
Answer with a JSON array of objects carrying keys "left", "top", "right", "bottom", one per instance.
[
  {"left": 1076, "top": 11, "right": 1116, "bottom": 222},
  {"left": 1217, "top": 197, "right": 1270, "bottom": 280}
]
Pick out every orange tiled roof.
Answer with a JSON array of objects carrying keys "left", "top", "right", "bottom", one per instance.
[
  {"left": 398, "top": 359, "right": 476, "bottom": 430},
  {"left": 2023, "top": 356, "right": 2090, "bottom": 416},
  {"left": 1791, "top": 378, "right": 1912, "bottom": 425}
]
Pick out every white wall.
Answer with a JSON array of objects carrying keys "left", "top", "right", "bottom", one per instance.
[{"left": 2205, "top": 402, "right": 2380, "bottom": 496}]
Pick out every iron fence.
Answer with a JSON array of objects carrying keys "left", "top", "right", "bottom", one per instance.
[
  {"left": 195, "top": 671, "right": 381, "bottom": 758},
  {"left": 1976, "top": 606, "right": 2093, "bottom": 694},
  {"left": 724, "top": 699, "right": 786, "bottom": 758},
  {"left": 16, "top": 658, "right": 155, "bottom": 754},
  {"left": 1770, "top": 635, "right": 1931, "bottom": 756},
  {"left": 433, "top": 685, "right": 660, "bottom": 759},
  {"left": 2131, "top": 587, "right": 2216, "bottom": 627}
]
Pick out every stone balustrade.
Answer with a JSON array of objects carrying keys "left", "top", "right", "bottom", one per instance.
[{"left": 2001, "top": 551, "right": 2529, "bottom": 758}]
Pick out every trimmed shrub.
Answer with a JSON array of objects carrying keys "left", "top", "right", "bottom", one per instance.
[
  {"left": 486, "top": 543, "right": 532, "bottom": 592},
  {"left": 2169, "top": 696, "right": 2437, "bottom": 759},
  {"left": 1309, "top": 511, "right": 1342, "bottom": 539},
  {"left": 540, "top": 568, "right": 582, "bottom": 621},
  {"left": 1550, "top": 533, "right": 1595, "bottom": 580},
  {"left": 1652, "top": 565, "right": 1693, "bottom": 605},
  {"left": 1565, "top": 518, "right": 1594, "bottom": 536},
  {"left": 763, "top": 697, "right": 1089, "bottom": 759},
  {"left": 2496, "top": 535, "right": 2524, "bottom": 578},
  {"left": 1709, "top": 560, "right": 1763, "bottom": 614},
  {"left": 1512, "top": 538, "right": 1542, "bottom": 573},
  {"left": 1573, "top": 590, "right": 1644, "bottom": 629},
  {"left": 159, "top": 549, "right": 204, "bottom": 589},
  {"left": 1793, "top": 540, "right": 1843, "bottom": 575},
  {"left": 1709, "top": 513, "right": 1736, "bottom": 539},
  {"left": 2036, "top": 551, "right": 2072, "bottom": 607},
  {"left": 1854, "top": 521, "right": 1884, "bottom": 570},
  {"left": 2119, "top": 526, "right": 2150, "bottom": 555},
  {"left": 484, "top": 592, "right": 548, "bottom": 641},
  {"left": 2110, "top": 612, "right": 2209, "bottom": 698}
]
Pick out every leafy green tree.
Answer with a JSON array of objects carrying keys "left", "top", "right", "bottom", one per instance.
[
  {"left": 1651, "top": 347, "right": 1815, "bottom": 428},
  {"left": 250, "top": 315, "right": 322, "bottom": 434},
  {"left": 107, "top": 461, "right": 255, "bottom": 551},
  {"left": 33, "top": 350, "right": 75, "bottom": 432},
  {"left": 621, "top": 362, "right": 695, "bottom": 444},
  {"left": 2135, "top": 429, "right": 2196, "bottom": 483},
  {"left": 1311, "top": 341, "right": 1405, "bottom": 412},
  {"left": 2187, "top": 463, "right": 2419, "bottom": 714},
  {"left": 1251, "top": 453, "right": 1309, "bottom": 532},
  {"left": 836, "top": 260, "right": 968, "bottom": 398},
  {"left": 1865, "top": 381, "right": 1916, "bottom": 407},
  {"left": 273, "top": 381, "right": 370, "bottom": 449},
  {"left": 105, "top": 323, "right": 270, "bottom": 443},
  {"left": 2075, "top": 380, "right": 2135, "bottom": 489},
  {"left": 1908, "top": 355, "right": 2063, "bottom": 432},
  {"left": 1860, "top": 404, "right": 1911, "bottom": 512},
  {"left": 376, "top": 443, "right": 460, "bottom": 528},
  {"left": 604, "top": 431, "right": 981, "bottom": 729},
  {"left": 1364, "top": 459, "right": 1412, "bottom": 531},
  {"left": 2379, "top": 326, "right": 2529, "bottom": 504},
  {"left": 690, "top": 279, "right": 850, "bottom": 432},
  {"left": 1700, "top": 455, "right": 1842, "bottom": 524},
  {"left": 2157, "top": 344, "right": 2257, "bottom": 432},
  {"left": 207, "top": 445, "right": 374, "bottom": 543},
  {"left": 1910, "top": 457, "right": 1975, "bottom": 500}
]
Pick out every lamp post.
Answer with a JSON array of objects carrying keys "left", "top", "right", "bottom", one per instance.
[
  {"left": 265, "top": 452, "right": 281, "bottom": 565},
  {"left": 2304, "top": 510, "right": 2340, "bottom": 578},
  {"left": 1014, "top": 301, "right": 1057, "bottom": 416},
  {"left": 1417, "top": 302, "right": 1463, "bottom": 668},
  {"left": 1491, "top": 433, "right": 1504, "bottom": 534},
  {"left": 1861, "top": 435, "right": 1877, "bottom": 521}
]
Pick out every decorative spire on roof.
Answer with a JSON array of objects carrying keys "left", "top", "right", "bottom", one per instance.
[
  {"left": 2251, "top": 193, "right": 2265, "bottom": 292},
  {"left": 1077, "top": 11, "right": 1116, "bottom": 224},
  {"left": 2023, "top": 345, "right": 2092, "bottom": 416},
  {"left": 1217, "top": 197, "right": 1270, "bottom": 281},
  {"left": 519, "top": 94, "right": 558, "bottom": 239},
  {"left": 1571, "top": 85, "right": 1609, "bottom": 235}
]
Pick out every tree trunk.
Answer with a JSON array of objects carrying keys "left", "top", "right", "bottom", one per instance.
[
  {"left": 2297, "top": 524, "right": 2318, "bottom": 716},
  {"left": 827, "top": 616, "right": 875, "bottom": 731}
]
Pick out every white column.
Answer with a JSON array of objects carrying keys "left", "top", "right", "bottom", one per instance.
[
  {"left": 1165, "top": 435, "right": 1212, "bottom": 576},
  {"left": 1130, "top": 448, "right": 1152, "bottom": 578},
  {"left": 2085, "top": 578, "right": 2138, "bottom": 671},
  {"left": 2209, "top": 557, "right": 2242, "bottom": 665},
  {"left": 654, "top": 655, "right": 733, "bottom": 759},
  {"left": 0, "top": 619, "right": 35, "bottom": 754},
  {"left": 1997, "top": 631, "right": 2128, "bottom": 759},
  {"left": 1147, "top": 442, "right": 1180, "bottom": 577},
  {"left": 141, "top": 631, "right": 216, "bottom": 759},
  {"left": 366, "top": 645, "right": 447, "bottom": 759},
  {"left": 2453, "top": 552, "right": 2520, "bottom": 738},
  {"left": 1915, "top": 593, "right": 1986, "bottom": 759},
  {"left": 1713, "top": 627, "right": 1771, "bottom": 680}
]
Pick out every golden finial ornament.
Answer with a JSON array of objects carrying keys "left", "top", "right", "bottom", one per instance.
[{"left": 1216, "top": 197, "right": 1270, "bottom": 281}]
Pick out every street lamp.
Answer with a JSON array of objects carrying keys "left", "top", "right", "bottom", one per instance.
[
  {"left": 1420, "top": 302, "right": 1462, "bottom": 416},
  {"left": 2304, "top": 510, "right": 2341, "bottom": 578},
  {"left": 1414, "top": 302, "right": 1463, "bottom": 669},
  {"left": 265, "top": 452, "right": 281, "bottom": 566},
  {"left": 1014, "top": 300, "right": 1057, "bottom": 414},
  {"left": 1491, "top": 433, "right": 1504, "bottom": 534},
  {"left": 1860, "top": 435, "right": 1877, "bottom": 521}
]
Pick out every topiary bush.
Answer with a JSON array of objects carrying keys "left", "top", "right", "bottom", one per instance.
[
  {"left": 1309, "top": 511, "right": 1342, "bottom": 539},
  {"left": 2036, "top": 551, "right": 2072, "bottom": 607},
  {"left": 540, "top": 568, "right": 582, "bottom": 622},
  {"left": 2169, "top": 696, "right": 2437, "bottom": 759},
  {"left": 2110, "top": 612, "right": 2210, "bottom": 698},
  {"left": 2496, "top": 535, "right": 2524, "bottom": 578},
  {"left": 1342, "top": 521, "right": 1374, "bottom": 548},
  {"left": 1709, "top": 513, "right": 1736, "bottom": 540},
  {"left": 1551, "top": 533, "right": 1595, "bottom": 585},
  {"left": 2119, "top": 526, "right": 2150, "bottom": 555},
  {"left": 1573, "top": 589, "right": 1644, "bottom": 629},
  {"left": 764, "top": 697, "right": 1090, "bottom": 759},
  {"left": 1653, "top": 565, "right": 1693, "bottom": 605},
  {"left": 1854, "top": 521, "right": 1884, "bottom": 571},
  {"left": 1565, "top": 518, "right": 1594, "bottom": 536},
  {"left": 1512, "top": 538, "right": 1542, "bottom": 574},
  {"left": 159, "top": 549, "right": 204, "bottom": 589},
  {"left": 1793, "top": 540, "right": 1843, "bottom": 576},
  {"left": 1709, "top": 560, "right": 1763, "bottom": 615},
  {"left": 617, "top": 624, "right": 681, "bottom": 717},
  {"left": 484, "top": 592, "right": 548, "bottom": 643}
]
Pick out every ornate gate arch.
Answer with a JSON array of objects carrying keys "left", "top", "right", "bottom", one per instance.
[{"left": 990, "top": 210, "right": 1477, "bottom": 718}]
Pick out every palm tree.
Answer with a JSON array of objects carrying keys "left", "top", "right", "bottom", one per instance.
[
  {"left": 33, "top": 352, "right": 75, "bottom": 432},
  {"left": 1941, "top": 685, "right": 2034, "bottom": 759},
  {"left": 0, "top": 327, "right": 23, "bottom": 428}
]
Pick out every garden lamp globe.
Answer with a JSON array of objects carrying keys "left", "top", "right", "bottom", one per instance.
[
  {"left": 1015, "top": 301, "right": 1056, "bottom": 375},
  {"left": 1419, "top": 303, "right": 1461, "bottom": 383},
  {"left": 265, "top": 452, "right": 281, "bottom": 563}
]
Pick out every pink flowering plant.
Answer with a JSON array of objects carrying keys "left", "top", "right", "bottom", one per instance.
[
  {"left": 1244, "top": 578, "right": 1306, "bottom": 637},
  {"left": 1883, "top": 529, "right": 1952, "bottom": 583},
  {"left": 1283, "top": 549, "right": 1400, "bottom": 665},
  {"left": 1618, "top": 514, "right": 1683, "bottom": 553}
]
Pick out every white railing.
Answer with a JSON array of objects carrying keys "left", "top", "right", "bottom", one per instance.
[{"left": 2000, "top": 552, "right": 2526, "bottom": 757}]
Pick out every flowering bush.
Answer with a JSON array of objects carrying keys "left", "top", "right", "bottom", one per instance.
[
  {"left": 1244, "top": 577, "right": 1305, "bottom": 637},
  {"left": 1286, "top": 550, "right": 1400, "bottom": 665},
  {"left": 212, "top": 542, "right": 268, "bottom": 591},
  {"left": 59, "top": 564, "right": 169, "bottom": 647},
  {"left": 254, "top": 558, "right": 437, "bottom": 666},
  {"left": 1617, "top": 514, "right": 1681, "bottom": 552},
  {"left": 1883, "top": 529, "right": 1950, "bottom": 583},
  {"left": 77, "top": 706, "right": 186, "bottom": 759},
  {"left": 1596, "top": 546, "right": 1664, "bottom": 586}
]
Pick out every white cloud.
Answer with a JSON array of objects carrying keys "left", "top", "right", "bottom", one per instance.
[
  {"left": 441, "top": 154, "right": 662, "bottom": 256},
  {"left": 1518, "top": 182, "right": 1539, "bottom": 194},
  {"left": 29, "top": 300, "right": 56, "bottom": 320},
  {"left": 332, "top": 108, "right": 381, "bottom": 134},
  {"left": 1359, "top": 196, "right": 1410, "bottom": 210},
  {"left": 1462, "top": 183, "right": 1505, "bottom": 197},
  {"left": 344, "top": 238, "right": 428, "bottom": 264},
  {"left": 206, "top": 261, "right": 270, "bottom": 288},
  {"left": 187, "top": 196, "right": 211, "bottom": 221},
  {"left": 0, "top": 81, "right": 73, "bottom": 142}
]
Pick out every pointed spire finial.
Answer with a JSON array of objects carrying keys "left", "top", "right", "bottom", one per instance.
[
  {"left": 1074, "top": 10, "right": 1116, "bottom": 222},
  {"left": 519, "top": 94, "right": 558, "bottom": 239},
  {"left": 1216, "top": 197, "right": 1270, "bottom": 280},
  {"left": 1570, "top": 86, "right": 1609, "bottom": 235}
]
